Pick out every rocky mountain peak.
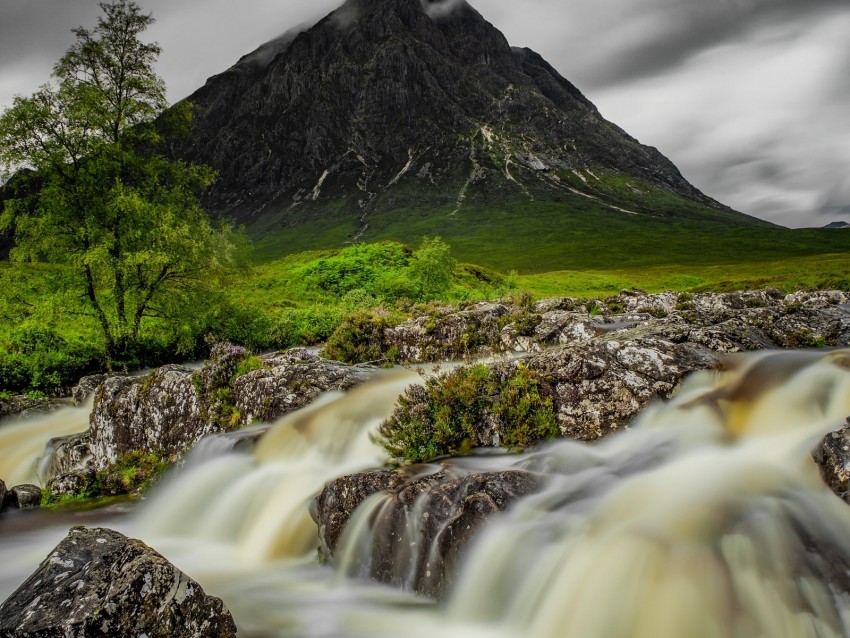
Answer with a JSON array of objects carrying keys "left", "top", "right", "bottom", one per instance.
[{"left": 171, "top": 0, "right": 761, "bottom": 250}]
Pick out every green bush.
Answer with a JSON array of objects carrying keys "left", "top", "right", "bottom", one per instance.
[
  {"left": 322, "top": 312, "right": 398, "bottom": 364},
  {"left": 377, "top": 362, "right": 559, "bottom": 464}
]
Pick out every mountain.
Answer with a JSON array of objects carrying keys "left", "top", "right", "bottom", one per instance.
[
  {"left": 171, "top": 0, "right": 786, "bottom": 269},
  {"left": 823, "top": 221, "right": 850, "bottom": 229}
]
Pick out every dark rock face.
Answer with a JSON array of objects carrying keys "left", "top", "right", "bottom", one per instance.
[
  {"left": 316, "top": 466, "right": 544, "bottom": 597},
  {"left": 0, "top": 479, "right": 6, "bottom": 509},
  {"left": 3, "top": 484, "right": 42, "bottom": 510},
  {"left": 814, "top": 421, "right": 850, "bottom": 502},
  {"left": 0, "top": 526, "right": 237, "bottom": 638},
  {"left": 172, "top": 0, "right": 741, "bottom": 236}
]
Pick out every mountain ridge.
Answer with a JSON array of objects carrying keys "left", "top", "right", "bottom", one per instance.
[{"left": 167, "top": 0, "right": 780, "bottom": 262}]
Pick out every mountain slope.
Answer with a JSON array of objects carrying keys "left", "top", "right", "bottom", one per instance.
[{"left": 172, "top": 0, "right": 780, "bottom": 265}]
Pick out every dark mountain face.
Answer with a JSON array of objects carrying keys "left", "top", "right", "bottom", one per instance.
[{"left": 173, "top": 0, "right": 766, "bottom": 247}]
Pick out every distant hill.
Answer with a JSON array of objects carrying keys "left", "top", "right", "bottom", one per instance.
[
  {"left": 823, "top": 221, "right": 850, "bottom": 229},
  {"left": 165, "top": 0, "right": 850, "bottom": 270}
]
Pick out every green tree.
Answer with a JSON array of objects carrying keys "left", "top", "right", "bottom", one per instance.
[
  {"left": 0, "top": 1, "right": 238, "bottom": 361},
  {"left": 410, "top": 236, "right": 456, "bottom": 298}
]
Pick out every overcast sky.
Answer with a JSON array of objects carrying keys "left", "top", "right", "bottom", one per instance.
[{"left": 1, "top": 0, "right": 848, "bottom": 228}]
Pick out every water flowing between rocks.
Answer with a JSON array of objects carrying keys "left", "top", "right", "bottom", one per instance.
[{"left": 3, "top": 350, "right": 850, "bottom": 637}]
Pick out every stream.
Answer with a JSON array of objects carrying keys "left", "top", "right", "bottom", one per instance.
[{"left": 3, "top": 350, "right": 850, "bottom": 637}]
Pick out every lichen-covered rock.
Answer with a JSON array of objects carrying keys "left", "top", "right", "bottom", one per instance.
[
  {"left": 233, "top": 348, "right": 369, "bottom": 423},
  {"left": 0, "top": 526, "right": 237, "bottom": 638},
  {"left": 3, "top": 484, "right": 42, "bottom": 510},
  {"left": 86, "top": 345, "right": 372, "bottom": 473},
  {"left": 70, "top": 374, "right": 112, "bottom": 405},
  {"left": 316, "top": 466, "right": 544, "bottom": 597},
  {"left": 89, "top": 366, "right": 203, "bottom": 471},
  {"left": 44, "top": 470, "right": 97, "bottom": 502},
  {"left": 526, "top": 337, "right": 721, "bottom": 440}
]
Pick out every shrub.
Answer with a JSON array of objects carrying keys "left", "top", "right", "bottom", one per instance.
[
  {"left": 377, "top": 362, "right": 559, "bottom": 464},
  {"left": 322, "top": 312, "right": 397, "bottom": 364}
]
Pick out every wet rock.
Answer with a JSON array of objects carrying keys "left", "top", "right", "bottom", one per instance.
[
  {"left": 317, "top": 466, "right": 544, "bottom": 598},
  {"left": 234, "top": 348, "right": 369, "bottom": 423},
  {"left": 0, "top": 395, "right": 53, "bottom": 420},
  {"left": 44, "top": 470, "right": 97, "bottom": 502},
  {"left": 814, "top": 420, "right": 850, "bottom": 502},
  {"left": 38, "top": 432, "right": 92, "bottom": 484},
  {"left": 70, "top": 374, "right": 111, "bottom": 405},
  {"left": 0, "top": 479, "right": 6, "bottom": 509},
  {"left": 0, "top": 526, "right": 237, "bottom": 637},
  {"left": 4, "top": 484, "right": 42, "bottom": 510}
]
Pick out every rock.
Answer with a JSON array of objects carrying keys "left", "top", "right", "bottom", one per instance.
[
  {"left": 38, "top": 432, "right": 92, "bottom": 484},
  {"left": 0, "top": 526, "right": 237, "bottom": 637},
  {"left": 526, "top": 337, "right": 721, "bottom": 440},
  {"left": 0, "top": 395, "right": 52, "bottom": 420},
  {"left": 4, "top": 484, "right": 42, "bottom": 510},
  {"left": 814, "top": 420, "right": 850, "bottom": 502},
  {"left": 233, "top": 348, "right": 370, "bottom": 423},
  {"left": 316, "top": 466, "right": 545, "bottom": 598},
  {"left": 70, "top": 374, "right": 111, "bottom": 405},
  {"left": 0, "top": 479, "right": 6, "bottom": 510},
  {"left": 89, "top": 366, "right": 203, "bottom": 471},
  {"left": 44, "top": 471, "right": 97, "bottom": 502},
  {"left": 86, "top": 345, "right": 372, "bottom": 473}
]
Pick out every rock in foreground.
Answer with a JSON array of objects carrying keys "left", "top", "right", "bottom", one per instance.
[{"left": 0, "top": 526, "right": 237, "bottom": 638}]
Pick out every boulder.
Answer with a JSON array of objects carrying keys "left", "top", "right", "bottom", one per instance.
[
  {"left": 89, "top": 366, "right": 203, "bottom": 471},
  {"left": 0, "top": 395, "right": 53, "bottom": 420},
  {"left": 316, "top": 466, "right": 544, "bottom": 597},
  {"left": 0, "top": 479, "right": 6, "bottom": 510},
  {"left": 70, "top": 374, "right": 112, "bottom": 405},
  {"left": 88, "top": 347, "right": 372, "bottom": 472},
  {"left": 44, "top": 470, "right": 97, "bottom": 502},
  {"left": 38, "top": 432, "right": 92, "bottom": 485},
  {"left": 814, "top": 420, "right": 850, "bottom": 502},
  {"left": 526, "top": 337, "right": 722, "bottom": 440},
  {"left": 0, "top": 526, "right": 237, "bottom": 637},
  {"left": 233, "top": 348, "right": 370, "bottom": 423},
  {"left": 4, "top": 484, "right": 42, "bottom": 510}
]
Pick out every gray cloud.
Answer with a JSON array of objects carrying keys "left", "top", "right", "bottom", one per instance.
[{"left": 1, "top": 0, "right": 848, "bottom": 227}]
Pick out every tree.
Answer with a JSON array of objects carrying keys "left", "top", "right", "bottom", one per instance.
[
  {"left": 410, "top": 236, "right": 456, "bottom": 297},
  {"left": 0, "top": 1, "right": 238, "bottom": 361}
]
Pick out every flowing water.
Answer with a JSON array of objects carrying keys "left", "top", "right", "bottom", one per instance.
[
  {"left": 0, "top": 400, "right": 91, "bottom": 486},
  {"left": 3, "top": 351, "right": 850, "bottom": 637}
]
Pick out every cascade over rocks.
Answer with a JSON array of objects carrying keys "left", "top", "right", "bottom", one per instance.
[
  {"left": 0, "top": 526, "right": 237, "bottom": 638},
  {"left": 44, "top": 346, "right": 371, "bottom": 482},
  {"left": 316, "top": 465, "right": 544, "bottom": 597}
]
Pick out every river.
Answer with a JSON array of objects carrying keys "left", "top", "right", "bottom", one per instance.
[{"left": 2, "top": 350, "right": 850, "bottom": 637}]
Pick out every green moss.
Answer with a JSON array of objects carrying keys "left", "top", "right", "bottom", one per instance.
[{"left": 322, "top": 312, "right": 400, "bottom": 364}]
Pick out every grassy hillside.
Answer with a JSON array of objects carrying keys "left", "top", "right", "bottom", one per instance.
[
  {"left": 2, "top": 232, "right": 848, "bottom": 394},
  {"left": 250, "top": 173, "right": 847, "bottom": 273}
]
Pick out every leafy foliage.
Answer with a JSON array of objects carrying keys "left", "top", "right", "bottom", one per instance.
[
  {"left": 377, "top": 363, "right": 559, "bottom": 464},
  {"left": 0, "top": 0, "right": 240, "bottom": 362}
]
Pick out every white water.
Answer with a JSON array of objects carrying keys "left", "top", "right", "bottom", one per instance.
[
  {"left": 0, "top": 400, "right": 90, "bottom": 486},
  {"left": 3, "top": 351, "right": 850, "bottom": 638}
]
